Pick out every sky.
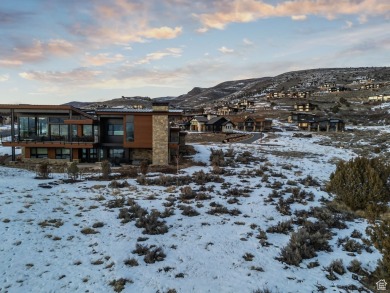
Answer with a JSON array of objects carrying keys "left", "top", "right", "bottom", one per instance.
[{"left": 0, "top": 0, "right": 389, "bottom": 105}]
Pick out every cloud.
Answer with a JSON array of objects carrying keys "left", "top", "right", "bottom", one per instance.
[
  {"left": 194, "top": 0, "right": 390, "bottom": 30},
  {"left": 218, "top": 46, "right": 234, "bottom": 54},
  {"left": 142, "top": 26, "right": 182, "bottom": 39},
  {"left": 83, "top": 53, "right": 125, "bottom": 66},
  {"left": 0, "top": 39, "right": 77, "bottom": 67},
  {"left": 0, "top": 59, "right": 23, "bottom": 67},
  {"left": 19, "top": 68, "right": 102, "bottom": 84},
  {"left": 344, "top": 20, "right": 353, "bottom": 29},
  {"left": 291, "top": 15, "right": 307, "bottom": 21},
  {"left": 0, "top": 74, "right": 9, "bottom": 82},
  {"left": 243, "top": 38, "right": 253, "bottom": 45},
  {"left": 46, "top": 39, "right": 76, "bottom": 56},
  {"left": 135, "top": 48, "right": 183, "bottom": 64}
]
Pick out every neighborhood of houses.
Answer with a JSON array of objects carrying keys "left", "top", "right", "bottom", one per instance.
[{"left": 0, "top": 73, "right": 389, "bottom": 165}]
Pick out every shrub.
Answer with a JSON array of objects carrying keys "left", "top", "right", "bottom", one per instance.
[
  {"left": 67, "top": 161, "right": 79, "bottom": 181},
  {"left": 124, "top": 258, "right": 139, "bottom": 267},
  {"left": 327, "top": 157, "right": 390, "bottom": 211},
  {"left": 80, "top": 227, "right": 98, "bottom": 234},
  {"left": 140, "top": 160, "right": 149, "bottom": 175},
  {"left": 366, "top": 219, "right": 390, "bottom": 279},
  {"left": 243, "top": 253, "right": 254, "bottom": 261},
  {"left": 135, "top": 210, "right": 168, "bottom": 235},
  {"left": 144, "top": 247, "right": 166, "bottom": 264},
  {"left": 326, "top": 259, "right": 346, "bottom": 275},
  {"left": 279, "top": 227, "right": 332, "bottom": 266},
  {"left": 343, "top": 239, "right": 363, "bottom": 254},
  {"left": 133, "top": 244, "right": 149, "bottom": 256},
  {"left": 180, "top": 205, "right": 200, "bottom": 217},
  {"left": 36, "top": 161, "right": 51, "bottom": 179},
  {"left": 101, "top": 160, "right": 111, "bottom": 179},
  {"left": 109, "top": 278, "right": 132, "bottom": 292},
  {"left": 347, "top": 259, "right": 364, "bottom": 275},
  {"left": 210, "top": 148, "right": 225, "bottom": 167},
  {"left": 266, "top": 220, "right": 293, "bottom": 235}
]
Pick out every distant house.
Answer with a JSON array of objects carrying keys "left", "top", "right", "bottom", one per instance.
[
  {"left": 217, "top": 105, "right": 238, "bottom": 116},
  {"left": 221, "top": 120, "right": 235, "bottom": 133},
  {"left": 226, "top": 115, "right": 272, "bottom": 132},
  {"left": 206, "top": 116, "right": 229, "bottom": 132},
  {"left": 294, "top": 102, "right": 318, "bottom": 112},
  {"left": 288, "top": 112, "right": 317, "bottom": 123},
  {"left": 298, "top": 117, "right": 345, "bottom": 132},
  {"left": 189, "top": 116, "right": 208, "bottom": 132},
  {"left": 368, "top": 94, "right": 390, "bottom": 102}
]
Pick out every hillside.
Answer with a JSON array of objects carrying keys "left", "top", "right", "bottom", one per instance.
[
  {"left": 1, "top": 125, "right": 388, "bottom": 292},
  {"left": 170, "top": 67, "right": 390, "bottom": 108},
  {"left": 64, "top": 67, "right": 390, "bottom": 114}
]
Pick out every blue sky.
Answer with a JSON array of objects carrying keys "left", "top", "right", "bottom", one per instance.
[{"left": 0, "top": 0, "right": 389, "bottom": 104}]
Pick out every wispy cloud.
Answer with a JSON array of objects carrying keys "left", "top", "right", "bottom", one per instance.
[
  {"left": 19, "top": 68, "right": 102, "bottom": 84},
  {"left": 291, "top": 15, "right": 307, "bottom": 21},
  {"left": 243, "top": 38, "right": 253, "bottom": 45},
  {"left": 135, "top": 48, "right": 183, "bottom": 65},
  {"left": 218, "top": 46, "right": 234, "bottom": 54},
  {"left": 0, "top": 74, "right": 9, "bottom": 82},
  {"left": 0, "top": 39, "right": 77, "bottom": 67},
  {"left": 194, "top": 0, "right": 390, "bottom": 30},
  {"left": 83, "top": 53, "right": 125, "bottom": 66}
]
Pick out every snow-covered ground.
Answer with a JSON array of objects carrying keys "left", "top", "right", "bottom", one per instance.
[{"left": 0, "top": 132, "right": 383, "bottom": 292}]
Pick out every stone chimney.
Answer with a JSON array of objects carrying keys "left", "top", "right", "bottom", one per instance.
[{"left": 152, "top": 101, "right": 169, "bottom": 112}]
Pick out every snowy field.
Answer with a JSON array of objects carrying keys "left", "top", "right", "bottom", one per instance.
[{"left": 0, "top": 132, "right": 384, "bottom": 293}]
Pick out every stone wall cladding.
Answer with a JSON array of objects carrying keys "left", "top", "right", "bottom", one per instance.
[
  {"left": 152, "top": 115, "right": 169, "bottom": 165},
  {"left": 133, "top": 149, "right": 152, "bottom": 162}
]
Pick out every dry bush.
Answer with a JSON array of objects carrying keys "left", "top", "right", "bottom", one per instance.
[
  {"left": 179, "top": 205, "right": 200, "bottom": 217},
  {"left": 140, "top": 160, "right": 149, "bottom": 175},
  {"left": 279, "top": 226, "right": 332, "bottom": 266},
  {"left": 36, "top": 161, "right": 51, "bottom": 179},
  {"left": 101, "top": 160, "right": 111, "bottom": 179},
  {"left": 67, "top": 161, "right": 79, "bottom": 181},
  {"left": 118, "top": 203, "right": 147, "bottom": 224},
  {"left": 144, "top": 247, "right": 166, "bottom": 264},
  {"left": 266, "top": 220, "right": 293, "bottom": 235},
  {"left": 210, "top": 148, "right": 225, "bottom": 167},
  {"left": 135, "top": 210, "right": 169, "bottom": 235},
  {"left": 326, "top": 259, "right": 346, "bottom": 275},
  {"left": 109, "top": 278, "right": 132, "bottom": 292},
  {"left": 108, "top": 180, "right": 130, "bottom": 188}
]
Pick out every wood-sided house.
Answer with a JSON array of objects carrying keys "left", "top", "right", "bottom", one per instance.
[
  {"left": 226, "top": 115, "right": 272, "bottom": 132},
  {"left": 0, "top": 102, "right": 186, "bottom": 165}
]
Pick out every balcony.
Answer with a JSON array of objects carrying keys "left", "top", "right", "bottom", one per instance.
[{"left": 1, "top": 135, "right": 98, "bottom": 148}]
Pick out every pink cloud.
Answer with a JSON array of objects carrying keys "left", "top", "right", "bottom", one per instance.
[{"left": 194, "top": 0, "right": 390, "bottom": 29}]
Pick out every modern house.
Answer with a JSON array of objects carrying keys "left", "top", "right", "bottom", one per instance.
[
  {"left": 226, "top": 115, "right": 273, "bottom": 132},
  {"left": 297, "top": 117, "right": 345, "bottom": 132},
  {"left": 0, "top": 102, "right": 186, "bottom": 165}
]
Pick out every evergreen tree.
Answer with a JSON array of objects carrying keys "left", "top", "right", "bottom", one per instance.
[{"left": 328, "top": 157, "right": 390, "bottom": 210}]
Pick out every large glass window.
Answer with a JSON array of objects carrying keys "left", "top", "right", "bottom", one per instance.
[
  {"left": 50, "top": 124, "right": 69, "bottom": 140},
  {"left": 19, "top": 117, "right": 36, "bottom": 138},
  {"left": 108, "top": 124, "right": 123, "bottom": 136},
  {"left": 38, "top": 118, "right": 48, "bottom": 136},
  {"left": 126, "top": 115, "right": 134, "bottom": 142},
  {"left": 30, "top": 148, "right": 48, "bottom": 158},
  {"left": 55, "top": 148, "right": 70, "bottom": 159},
  {"left": 109, "top": 148, "right": 125, "bottom": 158},
  {"left": 83, "top": 125, "right": 92, "bottom": 136}
]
